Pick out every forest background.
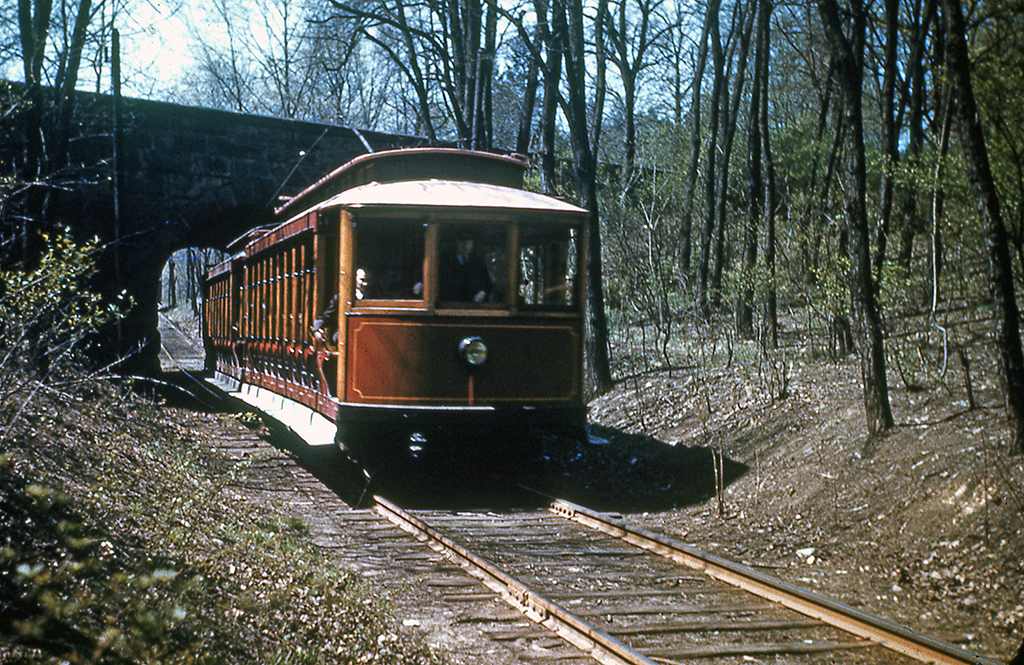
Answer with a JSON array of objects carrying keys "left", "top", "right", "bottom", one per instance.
[{"left": 5, "top": 0, "right": 1024, "bottom": 434}]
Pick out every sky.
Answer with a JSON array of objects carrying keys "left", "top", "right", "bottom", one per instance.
[
  {"left": 1, "top": 0, "right": 201, "bottom": 99},
  {"left": 116, "top": 0, "right": 201, "bottom": 98}
]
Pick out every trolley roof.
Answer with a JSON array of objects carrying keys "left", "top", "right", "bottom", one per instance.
[
  {"left": 312, "top": 179, "right": 589, "bottom": 220},
  {"left": 246, "top": 178, "right": 588, "bottom": 257},
  {"left": 275, "top": 148, "right": 530, "bottom": 218}
]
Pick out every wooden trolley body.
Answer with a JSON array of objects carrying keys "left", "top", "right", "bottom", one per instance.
[{"left": 203, "top": 148, "right": 589, "bottom": 464}]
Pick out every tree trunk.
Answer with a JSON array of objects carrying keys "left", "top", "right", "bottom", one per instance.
[
  {"left": 515, "top": 10, "right": 542, "bottom": 155},
  {"left": 738, "top": 0, "right": 765, "bottom": 338},
  {"left": 711, "top": 0, "right": 757, "bottom": 313},
  {"left": 676, "top": 0, "right": 718, "bottom": 278},
  {"left": 562, "top": 0, "right": 613, "bottom": 396},
  {"left": 539, "top": 0, "right": 562, "bottom": 195},
  {"left": 942, "top": 0, "right": 1024, "bottom": 449},
  {"left": 54, "top": 0, "right": 93, "bottom": 172},
  {"left": 696, "top": 4, "right": 723, "bottom": 319},
  {"left": 760, "top": 0, "right": 777, "bottom": 348},
  {"left": 872, "top": 0, "right": 899, "bottom": 276},
  {"left": 168, "top": 257, "right": 178, "bottom": 309},
  {"left": 798, "top": 65, "right": 835, "bottom": 276},
  {"left": 189, "top": 249, "right": 202, "bottom": 317},
  {"left": 395, "top": 0, "right": 437, "bottom": 142},
  {"left": 897, "top": 0, "right": 937, "bottom": 268},
  {"left": 16, "top": 0, "right": 54, "bottom": 267},
  {"left": 818, "top": 0, "right": 894, "bottom": 437},
  {"left": 449, "top": 0, "right": 475, "bottom": 143},
  {"left": 590, "top": 0, "right": 608, "bottom": 154},
  {"left": 930, "top": 84, "right": 953, "bottom": 313},
  {"left": 471, "top": 0, "right": 496, "bottom": 150}
]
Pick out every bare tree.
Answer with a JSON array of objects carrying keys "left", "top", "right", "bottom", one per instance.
[
  {"left": 167, "top": 255, "right": 177, "bottom": 309},
  {"left": 304, "top": 12, "right": 396, "bottom": 127},
  {"left": 188, "top": 0, "right": 321, "bottom": 119},
  {"left": 869, "top": 0, "right": 900, "bottom": 274},
  {"left": 10, "top": 0, "right": 114, "bottom": 265},
  {"left": 537, "top": 0, "right": 564, "bottom": 193},
  {"left": 503, "top": 0, "right": 564, "bottom": 190},
  {"left": 512, "top": 17, "right": 541, "bottom": 154},
  {"left": 759, "top": 0, "right": 777, "bottom": 348},
  {"left": 709, "top": 0, "right": 757, "bottom": 311},
  {"left": 695, "top": 0, "right": 723, "bottom": 318},
  {"left": 561, "top": 0, "right": 613, "bottom": 395},
  {"left": 942, "top": 0, "right": 1024, "bottom": 450},
  {"left": 817, "top": 0, "right": 894, "bottom": 437},
  {"left": 16, "top": 0, "right": 53, "bottom": 225},
  {"left": 603, "top": 0, "right": 674, "bottom": 187},
  {"left": 737, "top": 0, "right": 764, "bottom": 338},
  {"left": 895, "top": 0, "right": 938, "bottom": 270},
  {"left": 331, "top": 0, "right": 507, "bottom": 146},
  {"left": 675, "top": 0, "right": 718, "bottom": 279},
  {"left": 189, "top": 0, "right": 257, "bottom": 113}
]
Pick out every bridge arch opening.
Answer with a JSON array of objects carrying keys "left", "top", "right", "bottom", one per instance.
[{"left": 157, "top": 247, "right": 228, "bottom": 373}]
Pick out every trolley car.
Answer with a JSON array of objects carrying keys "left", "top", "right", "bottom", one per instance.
[{"left": 203, "top": 148, "right": 589, "bottom": 466}]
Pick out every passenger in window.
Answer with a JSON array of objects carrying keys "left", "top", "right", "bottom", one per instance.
[
  {"left": 355, "top": 268, "right": 368, "bottom": 300},
  {"left": 311, "top": 295, "right": 339, "bottom": 350},
  {"left": 441, "top": 238, "right": 492, "bottom": 303}
]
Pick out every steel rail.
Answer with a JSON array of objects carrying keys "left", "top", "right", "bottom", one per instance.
[
  {"left": 157, "top": 311, "right": 205, "bottom": 355},
  {"left": 372, "top": 495, "right": 658, "bottom": 665},
  {"left": 549, "top": 499, "right": 1002, "bottom": 665}
]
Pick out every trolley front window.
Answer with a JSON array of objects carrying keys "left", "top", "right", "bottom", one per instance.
[
  {"left": 518, "top": 225, "right": 578, "bottom": 309},
  {"left": 353, "top": 221, "right": 426, "bottom": 302},
  {"left": 438, "top": 224, "right": 508, "bottom": 305}
]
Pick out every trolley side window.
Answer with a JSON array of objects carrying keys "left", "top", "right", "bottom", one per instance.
[
  {"left": 438, "top": 224, "right": 507, "bottom": 305},
  {"left": 519, "top": 225, "right": 578, "bottom": 309},
  {"left": 353, "top": 221, "right": 426, "bottom": 301}
]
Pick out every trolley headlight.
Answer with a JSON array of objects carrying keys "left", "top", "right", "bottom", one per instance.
[{"left": 458, "top": 336, "right": 488, "bottom": 367}]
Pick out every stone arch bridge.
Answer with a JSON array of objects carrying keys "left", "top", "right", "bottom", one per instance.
[{"left": 4, "top": 90, "right": 426, "bottom": 372}]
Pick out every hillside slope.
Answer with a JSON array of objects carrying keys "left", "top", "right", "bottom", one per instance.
[
  {"left": 0, "top": 378, "right": 443, "bottom": 664},
  {"left": 588, "top": 355, "right": 1024, "bottom": 662}
]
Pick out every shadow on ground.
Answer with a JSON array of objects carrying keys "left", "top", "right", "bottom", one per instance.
[
  {"left": 277, "top": 424, "right": 747, "bottom": 514},
  {"left": 531, "top": 424, "right": 747, "bottom": 513},
  {"left": 155, "top": 372, "right": 746, "bottom": 514},
  {"left": 151, "top": 371, "right": 235, "bottom": 411}
]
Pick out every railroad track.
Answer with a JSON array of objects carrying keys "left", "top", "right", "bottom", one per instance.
[
  {"left": 190, "top": 410, "right": 1004, "bottom": 664},
  {"left": 192, "top": 416, "right": 1004, "bottom": 665},
  {"left": 157, "top": 311, "right": 205, "bottom": 372},
  {"left": 373, "top": 495, "right": 1002, "bottom": 665}
]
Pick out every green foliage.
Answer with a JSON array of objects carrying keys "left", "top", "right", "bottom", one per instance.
[
  {"left": 600, "top": 125, "right": 688, "bottom": 319},
  {"left": 0, "top": 228, "right": 128, "bottom": 388},
  {"left": 972, "top": 0, "right": 1024, "bottom": 247},
  {"left": 811, "top": 250, "right": 850, "bottom": 318}
]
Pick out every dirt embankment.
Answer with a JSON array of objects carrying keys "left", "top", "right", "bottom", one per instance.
[{"left": 587, "top": 356, "right": 1024, "bottom": 662}]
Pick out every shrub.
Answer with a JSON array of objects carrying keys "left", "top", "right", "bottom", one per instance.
[{"left": 0, "top": 228, "right": 127, "bottom": 423}]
